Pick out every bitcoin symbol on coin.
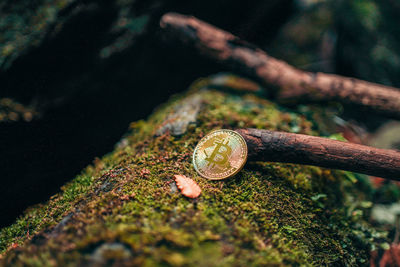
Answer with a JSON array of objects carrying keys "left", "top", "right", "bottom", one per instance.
[
  {"left": 204, "top": 138, "right": 232, "bottom": 168},
  {"left": 193, "top": 129, "right": 248, "bottom": 180}
]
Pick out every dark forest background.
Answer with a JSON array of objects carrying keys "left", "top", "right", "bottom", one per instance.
[{"left": 1, "top": 0, "right": 400, "bottom": 227}]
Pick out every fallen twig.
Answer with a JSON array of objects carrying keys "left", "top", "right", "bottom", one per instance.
[
  {"left": 160, "top": 13, "right": 400, "bottom": 119},
  {"left": 236, "top": 128, "right": 400, "bottom": 180}
]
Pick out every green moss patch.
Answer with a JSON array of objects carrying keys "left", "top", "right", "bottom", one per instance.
[{"left": 0, "top": 87, "right": 384, "bottom": 266}]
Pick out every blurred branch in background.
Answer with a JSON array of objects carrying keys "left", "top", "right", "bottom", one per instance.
[{"left": 161, "top": 13, "right": 400, "bottom": 119}]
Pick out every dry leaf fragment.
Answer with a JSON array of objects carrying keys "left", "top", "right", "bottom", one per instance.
[{"left": 174, "top": 175, "right": 201, "bottom": 198}]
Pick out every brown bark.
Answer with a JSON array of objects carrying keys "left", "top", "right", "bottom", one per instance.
[
  {"left": 160, "top": 13, "right": 400, "bottom": 119},
  {"left": 236, "top": 128, "right": 400, "bottom": 180}
]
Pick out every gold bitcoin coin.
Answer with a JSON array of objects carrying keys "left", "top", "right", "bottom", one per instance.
[{"left": 193, "top": 129, "right": 248, "bottom": 180}]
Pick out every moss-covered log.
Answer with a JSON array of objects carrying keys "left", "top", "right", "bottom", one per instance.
[
  {"left": 0, "top": 81, "right": 385, "bottom": 266},
  {"left": 0, "top": 0, "right": 294, "bottom": 226}
]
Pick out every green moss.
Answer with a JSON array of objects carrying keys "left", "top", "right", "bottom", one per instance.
[
  {"left": 0, "top": 84, "right": 384, "bottom": 266},
  {"left": 0, "top": 0, "right": 75, "bottom": 69},
  {"left": 0, "top": 0, "right": 151, "bottom": 69}
]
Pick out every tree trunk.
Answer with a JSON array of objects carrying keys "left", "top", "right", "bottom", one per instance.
[{"left": 0, "top": 83, "right": 382, "bottom": 266}]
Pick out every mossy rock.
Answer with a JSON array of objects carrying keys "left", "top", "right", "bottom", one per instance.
[{"left": 0, "top": 82, "right": 383, "bottom": 266}]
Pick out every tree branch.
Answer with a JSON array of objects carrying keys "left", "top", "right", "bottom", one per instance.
[
  {"left": 236, "top": 128, "right": 400, "bottom": 180},
  {"left": 160, "top": 13, "right": 400, "bottom": 119}
]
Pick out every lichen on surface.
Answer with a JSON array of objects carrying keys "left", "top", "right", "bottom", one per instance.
[{"left": 0, "top": 79, "right": 386, "bottom": 266}]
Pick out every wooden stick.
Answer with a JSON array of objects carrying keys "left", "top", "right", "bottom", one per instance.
[
  {"left": 160, "top": 13, "right": 400, "bottom": 120},
  {"left": 236, "top": 128, "right": 400, "bottom": 180}
]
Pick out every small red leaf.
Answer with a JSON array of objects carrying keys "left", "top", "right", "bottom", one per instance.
[{"left": 174, "top": 175, "right": 201, "bottom": 198}]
